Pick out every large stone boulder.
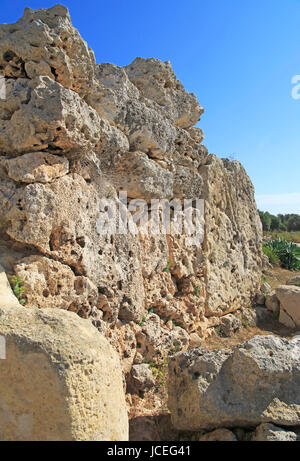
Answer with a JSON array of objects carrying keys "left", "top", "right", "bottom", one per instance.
[
  {"left": 124, "top": 57, "right": 203, "bottom": 129},
  {"left": 0, "top": 152, "right": 69, "bottom": 183},
  {"left": 0, "top": 5, "right": 95, "bottom": 98},
  {"left": 276, "top": 285, "right": 300, "bottom": 328},
  {"left": 127, "top": 363, "right": 155, "bottom": 395},
  {"left": 218, "top": 313, "right": 241, "bottom": 337},
  {"left": 265, "top": 291, "right": 280, "bottom": 316},
  {"left": 1, "top": 174, "right": 145, "bottom": 324},
  {"left": 286, "top": 276, "right": 300, "bottom": 287},
  {"left": 168, "top": 335, "right": 300, "bottom": 431},
  {"left": 0, "top": 76, "right": 128, "bottom": 156},
  {"left": 0, "top": 302, "right": 128, "bottom": 441},
  {"left": 199, "top": 155, "right": 263, "bottom": 316},
  {"left": 14, "top": 255, "right": 99, "bottom": 317},
  {"left": 199, "top": 428, "right": 237, "bottom": 441},
  {"left": 251, "top": 423, "right": 298, "bottom": 441}
]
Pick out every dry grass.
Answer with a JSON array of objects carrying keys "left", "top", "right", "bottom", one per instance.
[{"left": 265, "top": 231, "right": 300, "bottom": 244}]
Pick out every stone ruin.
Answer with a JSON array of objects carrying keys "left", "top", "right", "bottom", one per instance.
[{"left": 0, "top": 5, "right": 267, "bottom": 440}]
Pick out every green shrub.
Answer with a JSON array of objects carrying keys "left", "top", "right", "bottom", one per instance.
[
  {"left": 262, "top": 244, "right": 280, "bottom": 265},
  {"left": 11, "top": 276, "right": 26, "bottom": 304},
  {"left": 195, "top": 284, "right": 201, "bottom": 297},
  {"left": 139, "top": 315, "right": 146, "bottom": 327},
  {"left": 263, "top": 238, "right": 300, "bottom": 271},
  {"left": 162, "top": 260, "right": 172, "bottom": 273}
]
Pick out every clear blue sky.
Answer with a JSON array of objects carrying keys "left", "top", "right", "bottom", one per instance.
[{"left": 1, "top": 0, "right": 300, "bottom": 214}]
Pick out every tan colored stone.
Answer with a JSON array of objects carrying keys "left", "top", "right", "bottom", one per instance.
[
  {"left": 135, "top": 313, "right": 189, "bottom": 361},
  {"left": 0, "top": 152, "right": 69, "bottom": 183},
  {"left": 0, "top": 5, "right": 95, "bottom": 98},
  {"left": 200, "top": 155, "right": 263, "bottom": 316},
  {"left": 276, "top": 285, "right": 300, "bottom": 328},
  {"left": 124, "top": 57, "right": 203, "bottom": 128},
  {"left": 105, "top": 151, "right": 174, "bottom": 201},
  {"left": 0, "top": 303, "right": 128, "bottom": 441},
  {"left": 219, "top": 313, "right": 242, "bottom": 337},
  {"left": 265, "top": 291, "right": 280, "bottom": 315},
  {"left": 199, "top": 428, "right": 237, "bottom": 441},
  {"left": 251, "top": 423, "right": 298, "bottom": 441},
  {"left": 188, "top": 333, "right": 202, "bottom": 349},
  {"left": 168, "top": 335, "right": 300, "bottom": 431},
  {"left": 279, "top": 309, "right": 296, "bottom": 329},
  {"left": 14, "top": 255, "right": 99, "bottom": 317},
  {"left": 0, "top": 5, "right": 265, "bottom": 408},
  {"left": 1, "top": 175, "right": 145, "bottom": 324},
  {"left": 286, "top": 276, "right": 300, "bottom": 287},
  {"left": 0, "top": 76, "right": 128, "bottom": 156}
]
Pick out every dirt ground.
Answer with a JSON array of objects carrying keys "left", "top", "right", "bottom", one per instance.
[{"left": 263, "top": 265, "right": 300, "bottom": 290}]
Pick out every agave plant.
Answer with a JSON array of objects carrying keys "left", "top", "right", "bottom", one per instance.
[{"left": 264, "top": 238, "right": 300, "bottom": 271}]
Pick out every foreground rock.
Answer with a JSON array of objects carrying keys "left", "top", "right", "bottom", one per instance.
[
  {"left": 168, "top": 335, "right": 300, "bottom": 431},
  {"left": 127, "top": 363, "right": 155, "bottom": 395},
  {"left": 218, "top": 314, "right": 241, "bottom": 337},
  {"left": 265, "top": 291, "right": 280, "bottom": 316},
  {"left": 199, "top": 428, "right": 237, "bottom": 441},
  {"left": 0, "top": 303, "right": 128, "bottom": 441},
  {"left": 251, "top": 423, "right": 298, "bottom": 441},
  {"left": 287, "top": 276, "right": 300, "bottom": 287},
  {"left": 276, "top": 285, "right": 300, "bottom": 328}
]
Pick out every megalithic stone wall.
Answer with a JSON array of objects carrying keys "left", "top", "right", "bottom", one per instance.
[{"left": 0, "top": 5, "right": 263, "bottom": 381}]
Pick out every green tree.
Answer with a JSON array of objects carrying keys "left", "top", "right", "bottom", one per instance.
[
  {"left": 270, "top": 215, "right": 280, "bottom": 231},
  {"left": 287, "top": 214, "right": 300, "bottom": 232},
  {"left": 259, "top": 210, "right": 272, "bottom": 231}
]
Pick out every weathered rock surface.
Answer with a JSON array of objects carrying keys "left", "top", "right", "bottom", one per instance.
[
  {"left": 219, "top": 313, "right": 241, "bottom": 337},
  {"left": 0, "top": 6, "right": 263, "bottom": 344},
  {"left": 199, "top": 428, "right": 237, "bottom": 441},
  {"left": 127, "top": 364, "right": 155, "bottom": 394},
  {"left": 0, "top": 303, "right": 128, "bottom": 441},
  {"left": 124, "top": 58, "right": 203, "bottom": 129},
  {"left": 135, "top": 313, "right": 190, "bottom": 361},
  {"left": 0, "top": 76, "right": 128, "bottom": 156},
  {"left": 265, "top": 291, "right": 280, "bottom": 316},
  {"left": 168, "top": 335, "right": 300, "bottom": 431},
  {"left": 276, "top": 285, "right": 300, "bottom": 328},
  {"left": 0, "top": 5, "right": 95, "bottom": 98},
  {"left": 14, "top": 255, "right": 99, "bottom": 317},
  {"left": 1, "top": 174, "right": 145, "bottom": 324},
  {"left": 287, "top": 276, "right": 300, "bottom": 287},
  {"left": 200, "top": 156, "right": 263, "bottom": 316},
  {"left": 251, "top": 423, "right": 298, "bottom": 441},
  {"left": 0, "top": 152, "right": 69, "bottom": 183},
  {"left": 0, "top": 5, "right": 265, "bottom": 431}
]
